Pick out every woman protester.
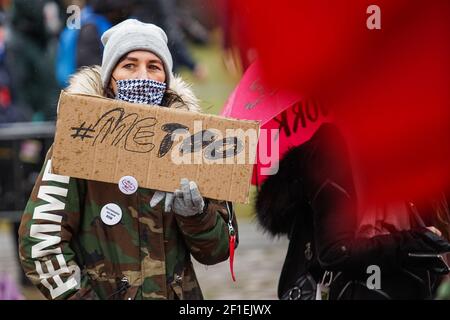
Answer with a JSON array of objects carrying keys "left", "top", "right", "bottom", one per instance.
[
  {"left": 18, "top": 19, "right": 237, "bottom": 300},
  {"left": 256, "top": 123, "right": 450, "bottom": 300}
]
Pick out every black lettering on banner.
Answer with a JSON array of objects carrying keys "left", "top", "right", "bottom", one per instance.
[
  {"left": 70, "top": 121, "right": 95, "bottom": 140},
  {"left": 70, "top": 110, "right": 246, "bottom": 159},
  {"left": 306, "top": 99, "right": 319, "bottom": 122},
  {"left": 272, "top": 111, "right": 291, "bottom": 137},
  {"left": 272, "top": 99, "right": 325, "bottom": 140},
  {"left": 124, "top": 117, "right": 157, "bottom": 152},
  {"left": 292, "top": 101, "right": 307, "bottom": 132},
  {"left": 158, "top": 123, "right": 189, "bottom": 158},
  {"left": 179, "top": 130, "right": 218, "bottom": 155},
  {"left": 70, "top": 108, "right": 157, "bottom": 153},
  {"left": 204, "top": 137, "right": 244, "bottom": 160}
]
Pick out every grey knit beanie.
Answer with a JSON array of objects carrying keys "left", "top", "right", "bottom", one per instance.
[{"left": 100, "top": 19, "right": 173, "bottom": 89}]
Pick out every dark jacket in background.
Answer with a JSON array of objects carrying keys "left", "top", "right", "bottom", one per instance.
[
  {"left": 133, "top": 0, "right": 197, "bottom": 72},
  {"left": 7, "top": 0, "right": 59, "bottom": 121},
  {"left": 256, "top": 123, "right": 450, "bottom": 299},
  {"left": 76, "top": 0, "right": 133, "bottom": 68}
]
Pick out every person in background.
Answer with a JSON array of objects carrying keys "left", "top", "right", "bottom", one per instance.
[
  {"left": 56, "top": 0, "right": 135, "bottom": 87},
  {"left": 0, "top": 11, "right": 30, "bottom": 123},
  {"left": 256, "top": 123, "right": 450, "bottom": 300},
  {"left": 133, "top": 0, "right": 208, "bottom": 81},
  {"left": 6, "top": 0, "right": 59, "bottom": 121}
]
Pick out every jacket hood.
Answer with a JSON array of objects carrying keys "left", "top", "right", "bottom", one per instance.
[
  {"left": 255, "top": 123, "right": 356, "bottom": 237},
  {"left": 255, "top": 145, "right": 303, "bottom": 237},
  {"left": 66, "top": 65, "right": 201, "bottom": 113}
]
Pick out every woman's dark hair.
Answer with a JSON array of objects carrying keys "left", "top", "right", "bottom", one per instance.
[
  {"left": 104, "top": 85, "right": 116, "bottom": 99},
  {"left": 160, "top": 89, "right": 185, "bottom": 107}
]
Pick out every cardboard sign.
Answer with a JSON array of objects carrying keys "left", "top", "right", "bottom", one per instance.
[{"left": 52, "top": 92, "right": 259, "bottom": 203}]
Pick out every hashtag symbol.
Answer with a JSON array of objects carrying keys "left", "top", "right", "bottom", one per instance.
[{"left": 70, "top": 122, "right": 95, "bottom": 140}]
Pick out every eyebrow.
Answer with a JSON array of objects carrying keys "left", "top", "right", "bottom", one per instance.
[
  {"left": 123, "top": 57, "right": 138, "bottom": 62},
  {"left": 122, "top": 56, "right": 163, "bottom": 65}
]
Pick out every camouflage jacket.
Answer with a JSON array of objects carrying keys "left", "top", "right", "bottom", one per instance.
[{"left": 18, "top": 67, "right": 238, "bottom": 300}]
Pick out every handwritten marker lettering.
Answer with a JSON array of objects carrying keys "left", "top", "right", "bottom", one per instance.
[
  {"left": 71, "top": 121, "right": 95, "bottom": 140},
  {"left": 70, "top": 108, "right": 157, "bottom": 153},
  {"left": 69, "top": 108, "right": 246, "bottom": 160}
]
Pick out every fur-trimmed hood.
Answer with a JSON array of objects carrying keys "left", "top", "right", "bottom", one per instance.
[
  {"left": 255, "top": 144, "right": 304, "bottom": 237},
  {"left": 255, "top": 123, "right": 351, "bottom": 237},
  {"left": 66, "top": 65, "right": 202, "bottom": 113}
]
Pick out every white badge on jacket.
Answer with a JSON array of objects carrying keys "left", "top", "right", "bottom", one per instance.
[
  {"left": 100, "top": 203, "right": 122, "bottom": 225},
  {"left": 118, "top": 175, "right": 138, "bottom": 195}
]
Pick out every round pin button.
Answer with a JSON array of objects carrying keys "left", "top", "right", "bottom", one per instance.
[
  {"left": 100, "top": 203, "right": 122, "bottom": 226},
  {"left": 118, "top": 176, "right": 138, "bottom": 195}
]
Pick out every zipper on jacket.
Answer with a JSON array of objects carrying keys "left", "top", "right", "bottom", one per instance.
[
  {"left": 226, "top": 201, "right": 237, "bottom": 281},
  {"left": 106, "top": 277, "right": 130, "bottom": 300},
  {"left": 225, "top": 201, "right": 235, "bottom": 236}
]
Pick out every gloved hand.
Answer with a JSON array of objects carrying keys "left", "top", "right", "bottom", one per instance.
[
  {"left": 150, "top": 191, "right": 174, "bottom": 212},
  {"left": 410, "top": 227, "right": 450, "bottom": 254},
  {"left": 400, "top": 227, "right": 450, "bottom": 274},
  {"left": 172, "top": 178, "right": 205, "bottom": 217}
]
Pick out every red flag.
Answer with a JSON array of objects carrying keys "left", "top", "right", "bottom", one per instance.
[{"left": 231, "top": 0, "right": 450, "bottom": 202}]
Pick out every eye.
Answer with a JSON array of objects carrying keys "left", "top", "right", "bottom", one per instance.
[
  {"left": 148, "top": 64, "right": 161, "bottom": 71},
  {"left": 123, "top": 63, "right": 134, "bottom": 69}
]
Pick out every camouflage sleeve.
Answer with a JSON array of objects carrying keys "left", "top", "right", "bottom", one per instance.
[
  {"left": 175, "top": 199, "right": 239, "bottom": 265},
  {"left": 18, "top": 147, "right": 99, "bottom": 300}
]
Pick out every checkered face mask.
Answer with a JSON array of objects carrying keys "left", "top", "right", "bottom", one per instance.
[{"left": 116, "top": 79, "right": 167, "bottom": 106}]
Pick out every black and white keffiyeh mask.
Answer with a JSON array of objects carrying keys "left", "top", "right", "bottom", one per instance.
[{"left": 116, "top": 79, "right": 167, "bottom": 106}]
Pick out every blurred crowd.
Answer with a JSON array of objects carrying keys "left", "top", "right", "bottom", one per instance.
[{"left": 0, "top": 0, "right": 234, "bottom": 124}]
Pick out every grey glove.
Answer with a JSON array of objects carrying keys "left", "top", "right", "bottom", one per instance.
[
  {"left": 150, "top": 191, "right": 175, "bottom": 212},
  {"left": 172, "top": 178, "right": 205, "bottom": 217}
]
